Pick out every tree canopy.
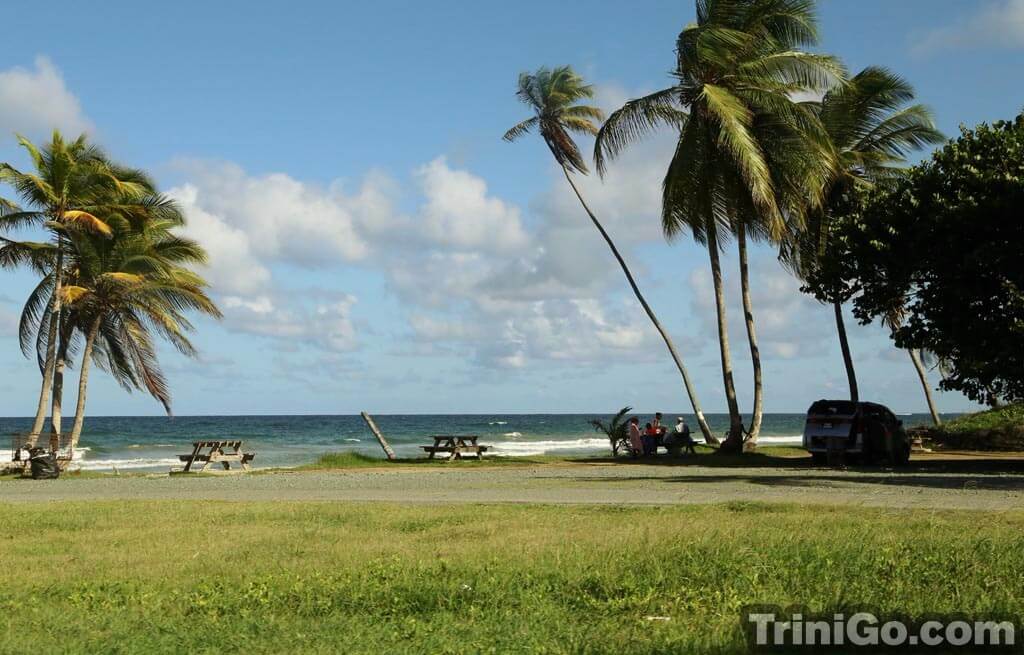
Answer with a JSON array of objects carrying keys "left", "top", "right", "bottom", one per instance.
[{"left": 813, "top": 112, "right": 1024, "bottom": 405}]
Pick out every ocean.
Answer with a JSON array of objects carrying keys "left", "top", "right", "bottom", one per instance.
[{"left": 0, "top": 413, "right": 942, "bottom": 472}]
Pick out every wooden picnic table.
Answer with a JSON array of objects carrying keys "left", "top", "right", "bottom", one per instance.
[
  {"left": 420, "top": 435, "right": 489, "bottom": 460},
  {"left": 177, "top": 440, "right": 255, "bottom": 473}
]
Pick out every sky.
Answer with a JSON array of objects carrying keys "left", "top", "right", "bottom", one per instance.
[{"left": 1, "top": 0, "right": 1021, "bottom": 416}]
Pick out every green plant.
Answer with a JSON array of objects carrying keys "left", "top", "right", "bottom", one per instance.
[{"left": 589, "top": 406, "right": 633, "bottom": 456}]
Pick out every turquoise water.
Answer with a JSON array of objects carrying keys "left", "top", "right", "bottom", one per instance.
[{"left": 0, "top": 413, "right": 945, "bottom": 471}]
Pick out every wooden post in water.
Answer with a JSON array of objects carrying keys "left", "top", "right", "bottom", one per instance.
[{"left": 360, "top": 412, "right": 396, "bottom": 461}]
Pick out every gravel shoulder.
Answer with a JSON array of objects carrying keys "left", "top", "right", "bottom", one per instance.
[{"left": 3, "top": 457, "right": 1024, "bottom": 510}]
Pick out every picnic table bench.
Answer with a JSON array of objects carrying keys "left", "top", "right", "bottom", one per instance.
[
  {"left": 420, "top": 435, "right": 489, "bottom": 460},
  {"left": 176, "top": 440, "right": 255, "bottom": 473}
]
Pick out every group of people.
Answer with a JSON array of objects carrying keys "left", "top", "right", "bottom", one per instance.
[{"left": 626, "top": 412, "right": 698, "bottom": 457}]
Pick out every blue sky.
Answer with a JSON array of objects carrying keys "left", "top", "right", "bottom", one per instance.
[{"left": 1, "top": 0, "right": 1021, "bottom": 416}]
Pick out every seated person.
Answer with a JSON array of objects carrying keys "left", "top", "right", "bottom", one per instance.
[
  {"left": 671, "top": 417, "right": 697, "bottom": 455},
  {"left": 642, "top": 422, "right": 659, "bottom": 456}
]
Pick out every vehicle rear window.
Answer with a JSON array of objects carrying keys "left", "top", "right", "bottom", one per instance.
[{"left": 807, "top": 400, "right": 858, "bottom": 415}]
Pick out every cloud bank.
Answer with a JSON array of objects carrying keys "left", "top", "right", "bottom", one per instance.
[{"left": 913, "top": 0, "right": 1024, "bottom": 54}]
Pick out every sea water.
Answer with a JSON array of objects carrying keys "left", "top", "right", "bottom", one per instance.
[{"left": 0, "top": 413, "right": 944, "bottom": 472}]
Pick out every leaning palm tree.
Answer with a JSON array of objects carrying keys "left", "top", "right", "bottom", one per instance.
[
  {"left": 914, "top": 350, "right": 948, "bottom": 425},
  {"left": 60, "top": 210, "right": 220, "bottom": 447},
  {"left": 781, "top": 66, "right": 944, "bottom": 405},
  {"left": 504, "top": 66, "right": 717, "bottom": 444},
  {"left": 0, "top": 132, "right": 150, "bottom": 443},
  {"left": 879, "top": 307, "right": 943, "bottom": 426},
  {"left": 595, "top": 0, "right": 841, "bottom": 452}
]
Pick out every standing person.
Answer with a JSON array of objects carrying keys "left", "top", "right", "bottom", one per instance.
[
  {"left": 628, "top": 417, "right": 643, "bottom": 457},
  {"left": 652, "top": 412, "right": 667, "bottom": 451},
  {"left": 653, "top": 412, "right": 665, "bottom": 437}
]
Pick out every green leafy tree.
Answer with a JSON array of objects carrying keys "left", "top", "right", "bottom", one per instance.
[
  {"left": 790, "top": 67, "right": 944, "bottom": 407},
  {"left": 831, "top": 113, "right": 1024, "bottom": 405},
  {"left": 504, "top": 66, "right": 717, "bottom": 444},
  {"left": 595, "top": 0, "right": 840, "bottom": 451}
]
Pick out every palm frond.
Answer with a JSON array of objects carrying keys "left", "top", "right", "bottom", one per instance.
[
  {"left": 701, "top": 83, "right": 779, "bottom": 223},
  {"left": 594, "top": 87, "right": 686, "bottom": 176}
]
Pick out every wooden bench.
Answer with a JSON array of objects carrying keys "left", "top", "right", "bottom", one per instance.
[
  {"left": 175, "top": 440, "right": 255, "bottom": 473},
  {"left": 421, "top": 435, "right": 489, "bottom": 460}
]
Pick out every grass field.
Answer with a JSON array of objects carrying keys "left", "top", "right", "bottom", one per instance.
[
  {"left": 1, "top": 501, "right": 1021, "bottom": 653},
  {"left": 298, "top": 446, "right": 808, "bottom": 470}
]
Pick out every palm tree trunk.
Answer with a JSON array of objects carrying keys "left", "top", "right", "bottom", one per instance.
[
  {"left": 560, "top": 166, "right": 718, "bottom": 444},
  {"left": 833, "top": 300, "right": 859, "bottom": 404},
  {"left": 69, "top": 316, "right": 102, "bottom": 449},
  {"left": 706, "top": 220, "right": 744, "bottom": 451},
  {"left": 908, "top": 348, "right": 941, "bottom": 426},
  {"left": 736, "top": 224, "right": 762, "bottom": 447},
  {"left": 50, "top": 317, "right": 72, "bottom": 437},
  {"left": 27, "top": 245, "right": 63, "bottom": 446}
]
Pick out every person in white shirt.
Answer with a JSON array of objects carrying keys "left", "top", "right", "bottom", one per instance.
[{"left": 672, "top": 417, "right": 696, "bottom": 455}]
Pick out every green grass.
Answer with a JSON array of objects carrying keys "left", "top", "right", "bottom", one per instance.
[
  {"left": 295, "top": 451, "right": 565, "bottom": 469},
  {"left": 1, "top": 501, "right": 1020, "bottom": 654},
  {"left": 917, "top": 403, "right": 1024, "bottom": 451},
  {"left": 297, "top": 446, "right": 809, "bottom": 470}
]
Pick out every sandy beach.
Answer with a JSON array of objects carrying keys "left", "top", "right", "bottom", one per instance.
[{"left": 4, "top": 457, "right": 1023, "bottom": 510}]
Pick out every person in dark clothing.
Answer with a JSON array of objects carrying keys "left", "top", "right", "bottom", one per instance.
[{"left": 673, "top": 417, "right": 696, "bottom": 455}]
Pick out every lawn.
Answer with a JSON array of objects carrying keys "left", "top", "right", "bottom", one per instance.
[
  {"left": 1, "top": 501, "right": 1021, "bottom": 653},
  {"left": 297, "top": 445, "right": 808, "bottom": 470}
]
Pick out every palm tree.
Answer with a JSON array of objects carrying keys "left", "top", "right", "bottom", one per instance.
[
  {"left": 595, "top": 0, "right": 841, "bottom": 452},
  {"left": 880, "top": 308, "right": 944, "bottom": 427},
  {"left": 908, "top": 349, "right": 942, "bottom": 426},
  {"left": 589, "top": 406, "right": 633, "bottom": 456},
  {"left": 0, "top": 132, "right": 149, "bottom": 443},
  {"left": 782, "top": 67, "right": 944, "bottom": 405},
  {"left": 60, "top": 208, "right": 220, "bottom": 447},
  {"left": 504, "top": 65, "right": 718, "bottom": 444}
]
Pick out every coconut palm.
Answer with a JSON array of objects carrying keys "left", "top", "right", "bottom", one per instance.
[
  {"left": 504, "top": 65, "right": 717, "bottom": 444},
  {"left": 781, "top": 66, "right": 944, "bottom": 405},
  {"left": 0, "top": 132, "right": 151, "bottom": 443},
  {"left": 595, "top": 0, "right": 841, "bottom": 452},
  {"left": 59, "top": 208, "right": 220, "bottom": 447}
]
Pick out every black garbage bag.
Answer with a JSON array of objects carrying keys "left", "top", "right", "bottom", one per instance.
[{"left": 29, "top": 451, "right": 60, "bottom": 480}]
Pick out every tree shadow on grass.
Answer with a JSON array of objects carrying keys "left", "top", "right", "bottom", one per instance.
[
  {"left": 570, "top": 472, "right": 1024, "bottom": 492},
  {"left": 564, "top": 452, "right": 1024, "bottom": 475}
]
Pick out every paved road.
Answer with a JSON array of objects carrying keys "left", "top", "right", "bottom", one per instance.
[{"left": 3, "top": 462, "right": 1024, "bottom": 510}]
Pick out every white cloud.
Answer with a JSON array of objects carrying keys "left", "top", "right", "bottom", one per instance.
[
  {"left": 171, "top": 160, "right": 380, "bottom": 266},
  {"left": 416, "top": 157, "right": 529, "bottom": 253},
  {"left": 167, "top": 89, "right": 699, "bottom": 370},
  {"left": 222, "top": 291, "right": 358, "bottom": 352},
  {"left": 0, "top": 57, "right": 93, "bottom": 137},
  {"left": 687, "top": 254, "right": 835, "bottom": 360},
  {"left": 913, "top": 0, "right": 1024, "bottom": 54},
  {"left": 169, "top": 184, "right": 272, "bottom": 297},
  {"left": 168, "top": 166, "right": 380, "bottom": 354}
]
